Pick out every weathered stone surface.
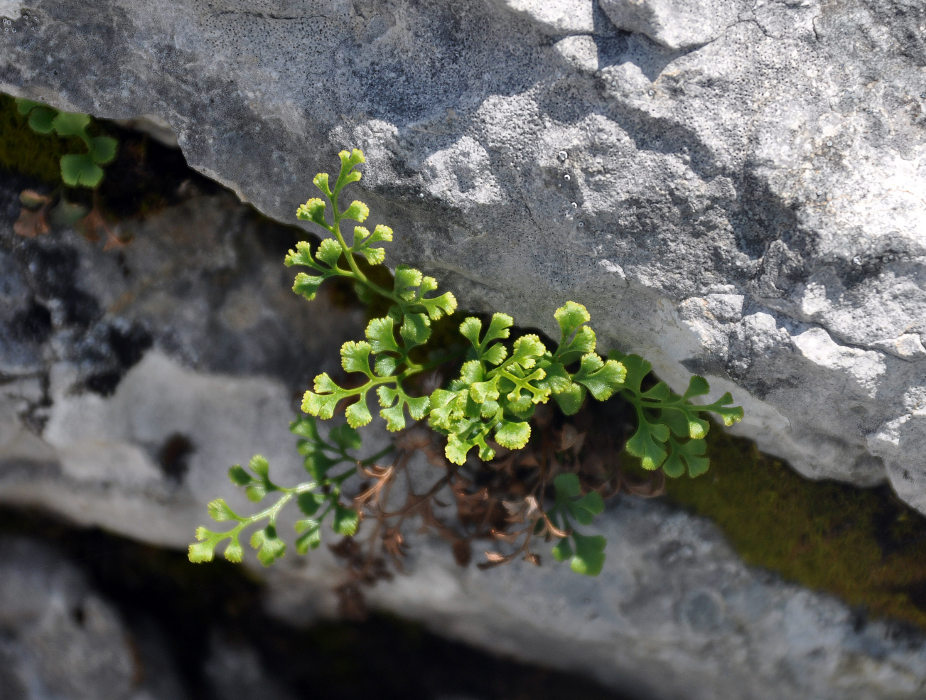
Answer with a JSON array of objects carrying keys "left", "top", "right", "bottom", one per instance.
[
  {"left": 598, "top": 0, "right": 751, "bottom": 50},
  {"left": 0, "top": 0, "right": 923, "bottom": 511},
  {"left": 1, "top": 177, "right": 925, "bottom": 698},
  {"left": 0, "top": 537, "right": 180, "bottom": 700}
]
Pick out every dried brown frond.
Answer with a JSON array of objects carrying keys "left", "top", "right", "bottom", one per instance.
[{"left": 326, "top": 386, "right": 656, "bottom": 617}]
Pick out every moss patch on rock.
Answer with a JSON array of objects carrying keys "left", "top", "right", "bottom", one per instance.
[
  {"left": 0, "top": 93, "right": 84, "bottom": 184},
  {"left": 629, "top": 428, "right": 926, "bottom": 630}
]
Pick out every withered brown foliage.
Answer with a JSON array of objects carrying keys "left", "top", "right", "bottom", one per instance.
[{"left": 329, "top": 398, "right": 664, "bottom": 618}]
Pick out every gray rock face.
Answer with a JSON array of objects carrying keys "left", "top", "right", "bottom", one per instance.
[
  {"left": 598, "top": 0, "right": 752, "bottom": 50},
  {"left": 1, "top": 178, "right": 925, "bottom": 699},
  {"left": 0, "top": 0, "right": 923, "bottom": 511},
  {"left": 0, "top": 537, "right": 183, "bottom": 700}
]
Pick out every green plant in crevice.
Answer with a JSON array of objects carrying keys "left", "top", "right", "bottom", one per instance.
[
  {"left": 12, "top": 97, "right": 120, "bottom": 245},
  {"left": 16, "top": 98, "right": 117, "bottom": 187},
  {"left": 190, "top": 148, "right": 743, "bottom": 583}
]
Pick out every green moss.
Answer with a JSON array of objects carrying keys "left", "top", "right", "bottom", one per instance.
[
  {"left": 625, "top": 428, "right": 926, "bottom": 629},
  {"left": 0, "top": 93, "right": 84, "bottom": 184}
]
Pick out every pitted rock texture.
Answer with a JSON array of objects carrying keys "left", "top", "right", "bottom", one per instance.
[
  {"left": 1, "top": 0, "right": 923, "bottom": 510},
  {"left": 1, "top": 176, "right": 925, "bottom": 699}
]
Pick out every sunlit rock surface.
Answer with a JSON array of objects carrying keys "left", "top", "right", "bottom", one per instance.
[
  {"left": 1, "top": 0, "right": 923, "bottom": 510},
  {"left": 1, "top": 174, "right": 924, "bottom": 698}
]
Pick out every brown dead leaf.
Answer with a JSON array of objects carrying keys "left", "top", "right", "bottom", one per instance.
[
  {"left": 19, "top": 189, "right": 52, "bottom": 208},
  {"left": 13, "top": 207, "right": 50, "bottom": 238}
]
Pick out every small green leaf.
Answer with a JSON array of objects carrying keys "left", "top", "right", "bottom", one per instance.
[
  {"left": 557, "top": 326, "right": 597, "bottom": 364},
  {"left": 684, "top": 375, "right": 710, "bottom": 398},
  {"left": 394, "top": 266, "right": 423, "bottom": 297},
  {"left": 290, "top": 417, "right": 321, "bottom": 441},
  {"left": 711, "top": 396, "right": 744, "bottom": 426},
  {"left": 642, "top": 381, "right": 671, "bottom": 401},
  {"left": 333, "top": 505, "right": 360, "bottom": 536},
  {"left": 297, "top": 492, "right": 325, "bottom": 516},
  {"left": 570, "top": 491, "right": 604, "bottom": 525},
  {"left": 15, "top": 98, "right": 41, "bottom": 115},
  {"left": 662, "top": 451, "right": 686, "bottom": 478},
  {"left": 610, "top": 352, "right": 652, "bottom": 394},
  {"left": 27, "top": 106, "right": 58, "bottom": 133},
  {"left": 285, "top": 241, "right": 318, "bottom": 268},
  {"left": 420, "top": 291, "right": 457, "bottom": 320},
  {"left": 688, "top": 417, "right": 709, "bottom": 440},
  {"left": 50, "top": 111, "right": 90, "bottom": 137},
  {"left": 368, "top": 224, "right": 393, "bottom": 243},
  {"left": 552, "top": 382, "right": 585, "bottom": 416},
  {"left": 303, "top": 374, "right": 344, "bottom": 419},
  {"left": 484, "top": 314, "right": 513, "bottom": 343},
  {"left": 400, "top": 312, "right": 431, "bottom": 346},
  {"left": 316, "top": 238, "right": 343, "bottom": 266},
  {"left": 554, "top": 473, "right": 581, "bottom": 499},
  {"left": 551, "top": 538, "right": 572, "bottom": 562},
  {"left": 207, "top": 498, "right": 240, "bottom": 522},
  {"left": 188, "top": 540, "right": 216, "bottom": 563},
  {"left": 510, "top": 335, "right": 546, "bottom": 368},
  {"left": 345, "top": 396, "right": 373, "bottom": 428},
  {"left": 483, "top": 344, "right": 507, "bottom": 365},
  {"left": 60, "top": 154, "right": 103, "bottom": 188},
  {"left": 406, "top": 394, "right": 430, "bottom": 420},
  {"left": 339, "top": 148, "right": 365, "bottom": 169},
  {"left": 380, "top": 401, "right": 406, "bottom": 431},
  {"left": 494, "top": 420, "right": 530, "bottom": 450},
  {"left": 252, "top": 527, "right": 286, "bottom": 566},
  {"left": 570, "top": 533, "right": 606, "bottom": 576},
  {"left": 89, "top": 136, "right": 117, "bottom": 164},
  {"left": 665, "top": 437, "right": 710, "bottom": 478},
  {"left": 445, "top": 434, "right": 471, "bottom": 465},
  {"left": 554, "top": 301, "right": 591, "bottom": 339},
  {"left": 248, "top": 455, "right": 270, "bottom": 480},
  {"left": 366, "top": 317, "right": 400, "bottom": 354},
  {"left": 660, "top": 408, "right": 689, "bottom": 437},
  {"left": 228, "top": 465, "right": 253, "bottom": 486},
  {"left": 293, "top": 272, "right": 325, "bottom": 300},
  {"left": 459, "top": 317, "right": 482, "bottom": 348},
  {"left": 360, "top": 246, "right": 385, "bottom": 265},
  {"left": 342, "top": 170, "right": 362, "bottom": 185},
  {"left": 295, "top": 522, "right": 322, "bottom": 554},
  {"left": 341, "top": 341, "right": 373, "bottom": 376},
  {"left": 572, "top": 354, "right": 626, "bottom": 401},
  {"left": 245, "top": 482, "right": 268, "bottom": 502},
  {"left": 296, "top": 198, "right": 327, "bottom": 226},
  {"left": 302, "top": 450, "right": 338, "bottom": 480},
  {"left": 223, "top": 540, "right": 244, "bottom": 563},
  {"left": 342, "top": 200, "right": 369, "bottom": 222},
  {"left": 469, "top": 378, "right": 499, "bottom": 403},
  {"left": 626, "top": 421, "right": 669, "bottom": 470},
  {"left": 313, "top": 172, "right": 332, "bottom": 197},
  {"left": 374, "top": 355, "right": 398, "bottom": 377},
  {"left": 329, "top": 423, "right": 362, "bottom": 451}
]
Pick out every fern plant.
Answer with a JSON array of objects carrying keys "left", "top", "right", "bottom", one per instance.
[
  {"left": 15, "top": 98, "right": 117, "bottom": 187},
  {"left": 13, "top": 97, "right": 121, "bottom": 246},
  {"left": 190, "top": 149, "right": 743, "bottom": 580}
]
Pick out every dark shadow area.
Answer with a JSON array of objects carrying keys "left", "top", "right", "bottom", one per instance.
[{"left": 0, "top": 505, "right": 646, "bottom": 700}]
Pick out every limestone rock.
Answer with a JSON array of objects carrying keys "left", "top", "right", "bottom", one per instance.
[
  {"left": 0, "top": 0, "right": 923, "bottom": 513},
  {"left": 0, "top": 537, "right": 174, "bottom": 700},
  {"left": 1, "top": 176, "right": 925, "bottom": 698},
  {"left": 598, "top": 0, "right": 751, "bottom": 50}
]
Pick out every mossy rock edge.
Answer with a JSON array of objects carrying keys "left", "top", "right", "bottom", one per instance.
[{"left": 624, "top": 427, "right": 926, "bottom": 631}]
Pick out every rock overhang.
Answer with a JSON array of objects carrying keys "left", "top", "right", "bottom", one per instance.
[{"left": 0, "top": 0, "right": 923, "bottom": 514}]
